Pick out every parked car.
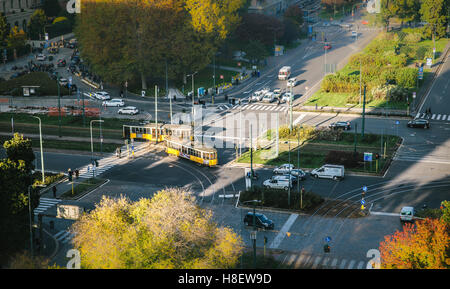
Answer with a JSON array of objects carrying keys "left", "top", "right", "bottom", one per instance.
[
  {"left": 36, "top": 54, "right": 46, "bottom": 61},
  {"left": 118, "top": 106, "right": 139, "bottom": 115},
  {"left": 351, "top": 31, "right": 357, "bottom": 37},
  {"left": 103, "top": 98, "right": 125, "bottom": 107},
  {"left": 329, "top": 121, "right": 351, "bottom": 130},
  {"left": 407, "top": 119, "right": 430, "bottom": 129},
  {"left": 289, "top": 169, "right": 307, "bottom": 180},
  {"left": 94, "top": 91, "right": 111, "bottom": 100},
  {"left": 271, "top": 174, "right": 297, "bottom": 185},
  {"left": 324, "top": 43, "right": 332, "bottom": 50},
  {"left": 273, "top": 164, "right": 295, "bottom": 175},
  {"left": 310, "top": 164, "right": 345, "bottom": 181},
  {"left": 262, "top": 92, "right": 275, "bottom": 103},
  {"left": 287, "top": 77, "right": 297, "bottom": 87},
  {"left": 243, "top": 212, "right": 274, "bottom": 230},
  {"left": 263, "top": 178, "right": 292, "bottom": 190},
  {"left": 400, "top": 206, "right": 415, "bottom": 223}
]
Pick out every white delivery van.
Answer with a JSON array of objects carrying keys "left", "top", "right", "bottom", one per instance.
[
  {"left": 278, "top": 66, "right": 291, "bottom": 80},
  {"left": 310, "top": 164, "right": 345, "bottom": 181},
  {"left": 263, "top": 178, "right": 292, "bottom": 190},
  {"left": 400, "top": 206, "right": 415, "bottom": 223}
]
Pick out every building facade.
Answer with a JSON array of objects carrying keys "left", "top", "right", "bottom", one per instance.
[{"left": 1, "top": 0, "right": 43, "bottom": 33}]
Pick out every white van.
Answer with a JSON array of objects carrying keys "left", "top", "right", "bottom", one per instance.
[
  {"left": 251, "top": 90, "right": 264, "bottom": 102},
  {"left": 263, "top": 178, "right": 292, "bottom": 190},
  {"left": 310, "top": 164, "right": 345, "bottom": 181},
  {"left": 278, "top": 66, "right": 291, "bottom": 80},
  {"left": 400, "top": 206, "right": 415, "bottom": 223}
]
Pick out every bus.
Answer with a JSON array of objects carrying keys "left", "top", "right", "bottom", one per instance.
[
  {"left": 123, "top": 123, "right": 192, "bottom": 142},
  {"left": 165, "top": 137, "right": 218, "bottom": 167}
]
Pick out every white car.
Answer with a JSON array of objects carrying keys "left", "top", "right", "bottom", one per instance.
[
  {"left": 262, "top": 92, "right": 275, "bottom": 103},
  {"left": 251, "top": 90, "right": 264, "bottom": 102},
  {"left": 351, "top": 31, "right": 357, "bottom": 37},
  {"left": 94, "top": 91, "right": 111, "bottom": 100},
  {"left": 273, "top": 88, "right": 282, "bottom": 100},
  {"left": 118, "top": 106, "right": 139, "bottom": 115},
  {"left": 282, "top": 92, "right": 292, "bottom": 103},
  {"left": 59, "top": 78, "right": 68, "bottom": 86},
  {"left": 310, "top": 164, "right": 345, "bottom": 181},
  {"left": 287, "top": 77, "right": 297, "bottom": 87},
  {"left": 36, "top": 54, "right": 46, "bottom": 61},
  {"left": 271, "top": 174, "right": 297, "bottom": 184},
  {"left": 273, "top": 164, "right": 295, "bottom": 175},
  {"left": 103, "top": 98, "right": 124, "bottom": 107}
]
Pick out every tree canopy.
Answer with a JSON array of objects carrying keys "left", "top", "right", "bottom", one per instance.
[
  {"left": 379, "top": 218, "right": 449, "bottom": 269},
  {"left": 71, "top": 188, "right": 244, "bottom": 269},
  {"left": 75, "top": 0, "right": 246, "bottom": 88}
]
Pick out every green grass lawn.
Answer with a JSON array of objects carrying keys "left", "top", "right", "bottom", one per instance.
[{"left": 60, "top": 177, "right": 106, "bottom": 199}]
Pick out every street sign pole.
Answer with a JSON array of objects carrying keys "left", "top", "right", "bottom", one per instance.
[{"left": 361, "top": 85, "right": 366, "bottom": 138}]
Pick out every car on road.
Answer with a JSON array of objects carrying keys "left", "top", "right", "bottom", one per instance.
[
  {"left": 263, "top": 178, "right": 292, "bottom": 190},
  {"left": 243, "top": 212, "right": 274, "bottom": 230},
  {"left": 310, "top": 164, "right": 345, "bottom": 181},
  {"left": 251, "top": 90, "right": 264, "bottom": 102},
  {"left": 103, "top": 98, "right": 125, "bottom": 107},
  {"left": 351, "top": 31, "right": 357, "bottom": 37},
  {"left": 407, "top": 119, "right": 430, "bottom": 129},
  {"left": 58, "top": 78, "right": 68, "bottom": 86},
  {"left": 36, "top": 54, "right": 46, "bottom": 61},
  {"left": 288, "top": 169, "right": 307, "bottom": 180},
  {"left": 271, "top": 174, "right": 297, "bottom": 185},
  {"left": 400, "top": 206, "right": 415, "bottom": 223},
  {"left": 282, "top": 92, "right": 292, "bottom": 103},
  {"left": 118, "top": 106, "right": 139, "bottom": 115},
  {"left": 287, "top": 77, "right": 297, "bottom": 87},
  {"left": 57, "top": 59, "right": 66, "bottom": 67},
  {"left": 273, "top": 88, "right": 282, "bottom": 100},
  {"left": 329, "top": 121, "right": 351, "bottom": 130},
  {"left": 94, "top": 91, "right": 111, "bottom": 100},
  {"left": 324, "top": 43, "right": 332, "bottom": 50},
  {"left": 262, "top": 92, "right": 276, "bottom": 103}
]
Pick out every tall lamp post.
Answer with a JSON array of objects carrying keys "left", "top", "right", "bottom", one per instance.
[
  {"left": 32, "top": 116, "right": 45, "bottom": 184},
  {"left": 56, "top": 72, "right": 61, "bottom": 137},
  {"left": 243, "top": 199, "right": 261, "bottom": 269},
  {"left": 90, "top": 119, "right": 104, "bottom": 161},
  {"left": 187, "top": 71, "right": 198, "bottom": 147}
]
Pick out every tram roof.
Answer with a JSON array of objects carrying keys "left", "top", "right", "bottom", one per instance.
[
  {"left": 165, "top": 137, "right": 217, "bottom": 153},
  {"left": 123, "top": 123, "right": 191, "bottom": 130}
]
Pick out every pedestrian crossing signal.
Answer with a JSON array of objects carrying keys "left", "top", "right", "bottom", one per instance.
[{"left": 323, "top": 244, "right": 330, "bottom": 253}]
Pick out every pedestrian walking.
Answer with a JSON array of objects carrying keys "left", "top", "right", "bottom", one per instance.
[{"left": 52, "top": 186, "right": 57, "bottom": 198}]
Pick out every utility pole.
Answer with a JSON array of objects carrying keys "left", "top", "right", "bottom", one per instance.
[
  {"left": 361, "top": 85, "right": 366, "bottom": 138},
  {"left": 32, "top": 116, "right": 45, "bottom": 184},
  {"left": 155, "top": 85, "right": 158, "bottom": 143},
  {"left": 57, "top": 72, "right": 61, "bottom": 138}
]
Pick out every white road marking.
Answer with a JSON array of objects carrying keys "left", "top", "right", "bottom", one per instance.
[{"left": 269, "top": 214, "right": 299, "bottom": 249}]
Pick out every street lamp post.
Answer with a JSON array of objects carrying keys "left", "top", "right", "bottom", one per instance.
[
  {"left": 28, "top": 185, "right": 34, "bottom": 256},
  {"left": 187, "top": 71, "right": 198, "bottom": 147},
  {"left": 90, "top": 119, "right": 104, "bottom": 161},
  {"left": 56, "top": 72, "right": 61, "bottom": 137},
  {"left": 32, "top": 116, "right": 45, "bottom": 184}
]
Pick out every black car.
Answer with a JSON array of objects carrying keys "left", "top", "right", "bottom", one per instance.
[
  {"left": 407, "top": 119, "right": 430, "bottom": 129},
  {"left": 244, "top": 212, "right": 274, "bottom": 230},
  {"left": 329, "top": 121, "right": 351, "bottom": 130},
  {"left": 57, "top": 59, "right": 66, "bottom": 67}
]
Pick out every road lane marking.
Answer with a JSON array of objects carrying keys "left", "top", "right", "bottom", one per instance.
[
  {"left": 431, "top": 114, "right": 436, "bottom": 119},
  {"left": 269, "top": 213, "right": 298, "bottom": 249},
  {"left": 437, "top": 114, "right": 441, "bottom": 120}
]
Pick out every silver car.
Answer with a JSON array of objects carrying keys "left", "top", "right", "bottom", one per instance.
[{"left": 118, "top": 106, "right": 139, "bottom": 115}]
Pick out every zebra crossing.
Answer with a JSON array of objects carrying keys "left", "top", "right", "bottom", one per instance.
[
  {"left": 415, "top": 112, "right": 450, "bottom": 122},
  {"left": 53, "top": 230, "right": 76, "bottom": 245},
  {"left": 77, "top": 143, "right": 148, "bottom": 179},
  {"left": 217, "top": 103, "right": 289, "bottom": 112},
  {"left": 283, "top": 252, "right": 367, "bottom": 269},
  {"left": 33, "top": 197, "right": 62, "bottom": 216}
]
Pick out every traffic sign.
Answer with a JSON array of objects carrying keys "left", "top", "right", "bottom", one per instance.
[
  {"left": 364, "top": 152, "right": 373, "bottom": 162},
  {"left": 325, "top": 236, "right": 332, "bottom": 243},
  {"left": 395, "top": 120, "right": 400, "bottom": 125},
  {"left": 361, "top": 199, "right": 366, "bottom": 205},
  {"left": 426, "top": 58, "right": 432, "bottom": 66},
  {"left": 363, "top": 186, "right": 367, "bottom": 192}
]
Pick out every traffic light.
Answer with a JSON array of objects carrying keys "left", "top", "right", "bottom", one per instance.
[
  {"left": 68, "top": 170, "right": 73, "bottom": 182},
  {"left": 95, "top": 160, "right": 99, "bottom": 167},
  {"left": 323, "top": 244, "right": 330, "bottom": 253},
  {"left": 375, "top": 153, "right": 380, "bottom": 160}
]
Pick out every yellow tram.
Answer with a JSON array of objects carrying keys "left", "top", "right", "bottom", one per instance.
[
  {"left": 165, "top": 137, "right": 218, "bottom": 167},
  {"left": 123, "top": 123, "right": 192, "bottom": 142}
]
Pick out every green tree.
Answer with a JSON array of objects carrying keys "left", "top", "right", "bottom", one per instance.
[
  {"left": 72, "top": 189, "right": 244, "bottom": 269},
  {"left": 27, "top": 9, "right": 47, "bottom": 40},
  {"left": 6, "top": 26, "right": 27, "bottom": 50},
  {"left": 283, "top": 4, "right": 304, "bottom": 26},
  {"left": 76, "top": 0, "right": 245, "bottom": 89},
  {"left": 0, "top": 13, "right": 8, "bottom": 46},
  {"left": 3, "top": 133, "right": 35, "bottom": 172},
  {"left": 243, "top": 40, "right": 269, "bottom": 65},
  {"left": 420, "top": 0, "right": 448, "bottom": 39}
]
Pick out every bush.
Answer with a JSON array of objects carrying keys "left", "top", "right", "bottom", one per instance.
[{"left": 324, "top": 150, "right": 362, "bottom": 168}]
